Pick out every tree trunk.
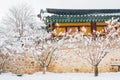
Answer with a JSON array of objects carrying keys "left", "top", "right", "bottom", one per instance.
[
  {"left": 94, "top": 65, "right": 98, "bottom": 76},
  {"left": 42, "top": 67, "right": 47, "bottom": 74},
  {"left": 0, "top": 69, "right": 2, "bottom": 75}
]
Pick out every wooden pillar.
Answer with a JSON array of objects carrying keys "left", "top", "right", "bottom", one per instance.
[
  {"left": 91, "top": 21, "right": 96, "bottom": 33},
  {"left": 50, "top": 22, "right": 56, "bottom": 39},
  {"left": 65, "top": 27, "right": 67, "bottom": 33},
  {"left": 78, "top": 26, "right": 80, "bottom": 32}
]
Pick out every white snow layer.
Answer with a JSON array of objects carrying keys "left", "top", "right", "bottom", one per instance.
[{"left": 0, "top": 72, "right": 120, "bottom": 80}]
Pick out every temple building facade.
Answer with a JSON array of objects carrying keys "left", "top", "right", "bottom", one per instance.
[{"left": 38, "top": 8, "right": 120, "bottom": 36}]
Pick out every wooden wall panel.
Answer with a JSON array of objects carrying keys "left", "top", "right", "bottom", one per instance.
[
  {"left": 97, "top": 27, "right": 104, "bottom": 32},
  {"left": 55, "top": 27, "right": 66, "bottom": 36},
  {"left": 67, "top": 27, "right": 78, "bottom": 35}
]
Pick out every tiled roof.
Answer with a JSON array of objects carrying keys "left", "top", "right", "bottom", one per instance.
[{"left": 46, "top": 8, "right": 120, "bottom": 15}]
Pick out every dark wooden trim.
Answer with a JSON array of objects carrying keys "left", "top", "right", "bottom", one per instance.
[{"left": 91, "top": 21, "right": 96, "bottom": 33}]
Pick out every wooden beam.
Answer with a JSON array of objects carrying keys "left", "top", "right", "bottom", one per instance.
[
  {"left": 96, "top": 22, "right": 107, "bottom": 26},
  {"left": 55, "top": 22, "right": 108, "bottom": 27},
  {"left": 55, "top": 23, "right": 90, "bottom": 27}
]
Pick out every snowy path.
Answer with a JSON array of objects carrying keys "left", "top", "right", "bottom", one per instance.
[{"left": 0, "top": 72, "right": 120, "bottom": 80}]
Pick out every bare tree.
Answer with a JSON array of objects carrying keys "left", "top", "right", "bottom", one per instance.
[
  {"left": 79, "top": 37, "right": 108, "bottom": 76},
  {"left": 32, "top": 37, "right": 63, "bottom": 74},
  {"left": 78, "top": 18, "right": 120, "bottom": 76},
  {"left": 2, "top": 4, "right": 35, "bottom": 39},
  {"left": 0, "top": 4, "right": 38, "bottom": 74}
]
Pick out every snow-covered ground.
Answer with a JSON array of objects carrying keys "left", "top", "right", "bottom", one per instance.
[{"left": 0, "top": 72, "right": 120, "bottom": 80}]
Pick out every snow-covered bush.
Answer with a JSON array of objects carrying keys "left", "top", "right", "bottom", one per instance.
[{"left": 0, "top": 4, "right": 51, "bottom": 74}]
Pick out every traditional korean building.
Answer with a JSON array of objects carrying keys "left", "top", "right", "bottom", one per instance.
[{"left": 38, "top": 8, "right": 120, "bottom": 36}]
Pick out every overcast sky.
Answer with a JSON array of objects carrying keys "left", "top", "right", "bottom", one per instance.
[{"left": 0, "top": 0, "right": 120, "bottom": 21}]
